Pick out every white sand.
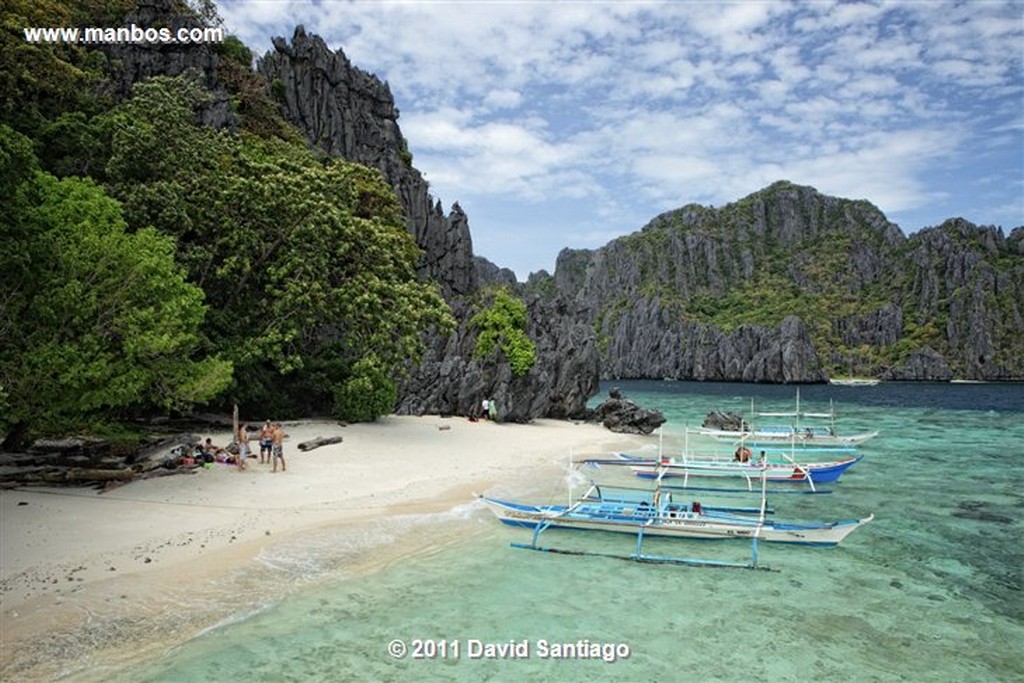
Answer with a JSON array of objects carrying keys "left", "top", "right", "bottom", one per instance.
[{"left": 0, "top": 415, "right": 647, "bottom": 677}]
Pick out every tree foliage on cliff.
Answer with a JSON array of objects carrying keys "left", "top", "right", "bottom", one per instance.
[
  {"left": 99, "top": 77, "right": 453, "bottom": 419},
  {"left": 0, "top": 124, "right": 232, "bottom": 445},
  {"left": 1, "top": 2, "right": 455, "bottom": 429},
  {"left": 469, "top": 287, "right": 536, "bottom": 377}
]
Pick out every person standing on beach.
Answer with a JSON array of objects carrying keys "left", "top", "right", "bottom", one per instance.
[
  {"left": 272, "top": 423, "right": 286, "bottom": 473},
  {"left": 259, "top": 420, "right": 273, "bottom": 464},
  {"left": 488, "top": 398, "right": 497, "bottom": 421},
  {"left": 481, "top": 398, "right": 489, "bottom": 420},
  {"left": 236, "top": 423, "right": 249, "bottom": 470}
]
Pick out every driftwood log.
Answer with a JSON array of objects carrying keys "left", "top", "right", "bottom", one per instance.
[
  {"left": 297, "top": 436, "right": 344, "bottom": 452},
  {"left": 0, "top": 432, "right": 202, "bottom": 489}
]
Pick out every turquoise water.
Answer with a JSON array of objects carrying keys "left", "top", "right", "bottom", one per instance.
[{"left": 78, "top": 383, "right": 1024, "bottom": 681}]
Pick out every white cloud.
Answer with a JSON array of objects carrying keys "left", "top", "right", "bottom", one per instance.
[{"left": 220, "top": 0, "right": 1024, "bottom": 277}]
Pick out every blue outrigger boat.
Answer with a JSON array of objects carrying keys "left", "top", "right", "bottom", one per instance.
[{"left": 608, "top": 452, "right": 863, "bottom": 486}]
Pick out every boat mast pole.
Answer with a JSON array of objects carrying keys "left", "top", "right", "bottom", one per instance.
[{"left": 567, "top": 449, "right": 573, "bottom": 509}]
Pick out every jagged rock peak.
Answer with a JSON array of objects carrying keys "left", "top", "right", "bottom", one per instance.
[
  {"left": 258, "top": 27, "right": 476, "bottom": 298},
  {"left": 98, "top": 0, "right": 235, "bottom": 129}
]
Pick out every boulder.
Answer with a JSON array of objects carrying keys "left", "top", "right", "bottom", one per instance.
[
  {"left": 702, "top": 411, "right": 747, "bottom": 431},
  {"left": 592, "top": 391, "right": 666, "bottom": 435}
]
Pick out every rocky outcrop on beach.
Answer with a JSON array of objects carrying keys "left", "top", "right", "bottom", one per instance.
[
  {"left": 258, "top": 27, "right": 476, "bottom": 298},
  {"left": 702, "top": 411, "right": 748, "bottom": 431},
  {"left": 395, "top": 294, "right": 600, "bottom": 421},
  {"left": 589, "top": 388, "right": 666, "bottom": 435}
]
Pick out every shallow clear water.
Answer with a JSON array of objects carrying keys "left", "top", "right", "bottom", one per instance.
[{"left": 64, "top": 382, "right": 1024, "bottom": 681}]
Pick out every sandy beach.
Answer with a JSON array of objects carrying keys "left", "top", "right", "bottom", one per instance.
[{"left": 0, "top": 415, "right": 646, "bottom": 681}]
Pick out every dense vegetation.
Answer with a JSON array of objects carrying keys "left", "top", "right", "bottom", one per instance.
[
  {"left": 469, "top": 287, "right": 537, "bottom": 377},
  {"left": 0, "top": 0, "right": 453, "bottom": 445}
]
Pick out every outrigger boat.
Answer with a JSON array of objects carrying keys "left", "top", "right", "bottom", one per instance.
[
  {"left": 480, "top": 485, "right": 872, "bottom": 547},
  {"left": 478, "top": 467, "right": 874, "bottom": 569},
  {"left": 607, "top": 452, "right": 863, "bottom": 486},
  {"left": 693, "top": 391, "right": 878, "bottom": 447}
]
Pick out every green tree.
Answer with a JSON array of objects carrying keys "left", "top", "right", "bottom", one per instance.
[
  {"left": 0, "top": 124, "right": 232, "bottom": 445},
  {"left": 102, "top": 77, "right": 453, "bottom": 420},
  {"left": 470, "top": 287, "right": 537, "bottom": 376},
  {"left": 332, "top": 356, "right": 398, "bottom": 423}
]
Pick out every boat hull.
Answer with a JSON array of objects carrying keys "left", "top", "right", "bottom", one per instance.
[
  {"left": 480, "top": 496, "right": 872, "bottom": 547},
  {"left": 695, "top": 428, "right": 878, "bottom": 446},
  {"left": 618, "top": 453, "right": 863, "bottom": 484}
]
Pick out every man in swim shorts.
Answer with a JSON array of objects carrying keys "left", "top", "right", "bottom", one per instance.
[
  {"left": 259, "top": 419, "right": 273, "bottom": 464},
  {"left": 272, "top": 423, "right": 287, "bottom": 473}
]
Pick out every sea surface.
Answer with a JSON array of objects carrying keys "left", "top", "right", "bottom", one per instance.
[{"left": 62, "top": 382, "right": 1024, "bottom": 681}]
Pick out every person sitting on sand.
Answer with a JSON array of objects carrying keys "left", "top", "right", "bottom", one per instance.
[
  {"left": 203, "top": 438, "right": 225, "bottom": 458},
  {"left": 271, "top": 423, "right": 287, "bottom": 473}
]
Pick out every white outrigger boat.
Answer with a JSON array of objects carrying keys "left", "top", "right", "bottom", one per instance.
[
  {"left": 829, "top": 377, "right": 881, "bottom": 387},
  {"left": 478, "top": 463, "right": 873, "bottom": 570},
  {"left": 480, "top": 485, "right": 872, "bottom": 548},
  {"left": 693, "top": 391, "right": 878, "bottom": 447}
]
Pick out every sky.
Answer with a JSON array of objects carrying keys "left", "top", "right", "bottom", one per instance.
[{"left": 219, "top": 1, "right": 1024, "bottom": 280}]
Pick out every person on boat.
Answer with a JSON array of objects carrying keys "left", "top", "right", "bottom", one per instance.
[
  {"left": 734, "top": 446, "right": 752, "bottom": 463},
  {"left": 758, "top": 450, "right": 767, "bottom": 463},
  {"left": 235, "top": 423, "right": 249, "bottom": 471},
  {"left": 271, "top": 423, "right": 287, "bottom": 473},
  {"left": 259, "top": 420, "right": 274, "bottom": 464}
]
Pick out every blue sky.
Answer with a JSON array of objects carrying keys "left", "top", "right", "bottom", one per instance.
[{"left": 220, "top": 1, "right": 1024, "bottom": 279}]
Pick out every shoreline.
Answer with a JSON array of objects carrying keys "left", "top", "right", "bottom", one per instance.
[{"left": 0, "top": 415, "right": 647, "bottom": 681}]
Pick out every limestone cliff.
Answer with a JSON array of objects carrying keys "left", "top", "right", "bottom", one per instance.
[
  {"left": 89, "top": 6, "right": 1022, "bottom": 390},
  {"left": 257, "top": 27, "right": 476, "bottom": 298},
  {"left": 548, "top": 182, "right": 1024, "bottom": 382},
  {"left": 394, "top": 294, "right": 600, "bottom": 422},
  {"left": 98, "top": 0, "right": 234, "bottom": 129},
  {"left": 256, "top": 27, "right": 599, "bottom": 417}
]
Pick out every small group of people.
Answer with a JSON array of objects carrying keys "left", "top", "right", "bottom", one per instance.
[
  {"left": 257, "top": 419, "right": 287, "bottom": 472},
  {"left": 183, "top": 437, "right": 245, "bottom": 468},
  {"left": 183, "top": 420, "right": 287, "bottom": 472},
  {"left": 479, "top": 398, "right": 497, "bottom": 421}
]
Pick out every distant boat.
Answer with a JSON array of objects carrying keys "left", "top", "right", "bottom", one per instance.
[
  {"left": 829, "top": 377, "right": 881, "bottom": 387},
  {"left": 694, "top": 389, "right": 879, "bottom": 447}
]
